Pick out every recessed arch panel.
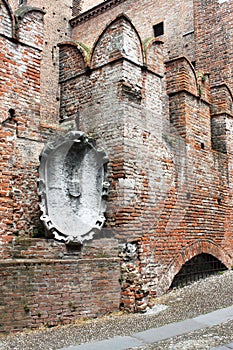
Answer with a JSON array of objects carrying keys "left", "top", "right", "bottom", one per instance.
[
  {"left": 58, "top": 42, "right": 86, "bottom": 81},
  {"left": 0, "top": 0, "right": 14, "bottom": 37},
  {"left": 91, "top": 15, "right": 144, "bottom": 69}
]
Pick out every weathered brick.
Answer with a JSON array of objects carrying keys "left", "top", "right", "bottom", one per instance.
[{"left": 0, "top": 0, "right": 232, "bottom": 333}]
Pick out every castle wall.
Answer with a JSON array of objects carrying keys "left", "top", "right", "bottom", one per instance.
[
  {"left": 194, "top": 0, "right": 233, "bottom": 90},
  {"left": 59, "top": 16, "right": 170, "bottom": 241},
  {"left": 59, "top": 16, "right": 233, "bottom": 311},
  {"left": 194, "top": 0, "right": 233, "bottom": 253},
  {"left": 8, "top": 0, "right": 73, "bottom": 123},
  {"left": 0, "top": 0, "right": 233, "bottom": 332},
  {"left": 0, "top": 258, "right": 120, "bottom": 333},
  {"left": 0, "top": 1, "right": 120, "bottom": 332},
  {"left": 72, "top": 0, "right": 104, "bottom": 15},
  {"left": 0, "top": 2, "right": 45, "bottom": 257},
  {"left": 71, "top": 0, "right": 195, "bottom": 62}
]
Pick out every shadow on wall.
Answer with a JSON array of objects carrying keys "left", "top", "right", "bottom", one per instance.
[{"left": 170, "top": 253, "right": 228, "bottom": 289}]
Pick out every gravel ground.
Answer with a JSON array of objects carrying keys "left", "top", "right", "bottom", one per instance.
[
  {"left": 0, "top": 270, "right": 233, "bottom": 350},
  {"left": 137, "top": 321, "right": 233, "bottom": 349}
]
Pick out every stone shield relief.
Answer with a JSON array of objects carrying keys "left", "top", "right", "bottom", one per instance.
[{"left": 38, "top": 131, "right": 110, "bottom": 243}]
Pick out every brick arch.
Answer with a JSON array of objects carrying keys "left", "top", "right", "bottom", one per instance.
[
  {"left": 58, "top": 42, "right": 87, "bottom": 82},
  {"left": 13, "top": 7, "right": 45, "bottom": 47},
  {"left": 15, "top": 6, "right": 45, "bottom": 18},
  {"left": 225, "top": 84, "right": 233, "bottom": 113},
  {"left": 1, "top": 0, "right": 13, "bottom": 17},
  {"left": 157, "top": 240, "right": 232, "bottom": 295},
  {"left": 211, "top": 83, "right": 233, "bottom": 115},
  {"left": 166, "top": 56, "right": 200, "bottom": 97},
  {"left": 0, "top": 0, "right": 14, "bottom": 37},
  {"left": 2, "top": 0, "right": 12, "bottom": 11},
  {"left": 144, "top": 38, "right": 164, "bottom": 76},
  {"left": 224, "top": 84, "right": 233, "bottom": 101},
  {"left": 90, "top": 14, "right": 144, "bottom": 69}
]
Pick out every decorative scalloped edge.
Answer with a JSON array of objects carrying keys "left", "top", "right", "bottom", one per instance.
[{"left": 38, "top": 131, "right": 110, "bottom": 244}]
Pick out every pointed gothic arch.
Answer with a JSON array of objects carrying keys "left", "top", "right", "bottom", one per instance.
[{"left": 91, "top": 14, "right": 144, "bottom": 69}]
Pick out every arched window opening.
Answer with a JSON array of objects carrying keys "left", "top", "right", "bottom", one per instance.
[{"left": 170, "top": 253, "right": 227, "bottom": 289}]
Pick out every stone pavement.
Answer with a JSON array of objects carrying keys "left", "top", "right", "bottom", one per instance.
[
  {"left": 212, "top": 344, "right": 233, "bottom": 350},
  {"left": 58, "top": 306, "right": 233, "bottom": 350}
]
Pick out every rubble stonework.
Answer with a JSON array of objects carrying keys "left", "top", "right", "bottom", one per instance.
[
  {"left": 0, "top": 0, "right": 233, "bottom": 332},
  {"left": 119, "top": 242, "right": 149, "bottom": 313}
]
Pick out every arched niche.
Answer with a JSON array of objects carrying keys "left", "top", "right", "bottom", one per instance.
[
  {"left": 58, "top": 42, "right": 87, "bottom": 82},
  {"left": 0, "top": 0, "right": 14, "bottom": 37},
  {"left": 144, "top": 38, "right": 164, "bottom": 76},
  {"left": 91, "top": 14, "right": 144, "bottom": 69},
  {"left": 14, "top": 7, "right": 45, "bottom": 47},
  {"left": 166, "top": 56, "right": 198, "bottom": 97},
  {"left": 211, "top": 83, "right": 233, "bottom": 116}
]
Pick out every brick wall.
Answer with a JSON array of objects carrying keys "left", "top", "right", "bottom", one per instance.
[
  {"left": 0, "top": 258, "right": 120, "bottom": 333},
  {"left": 59, "top": 15, "right": 233, "bottom": 311},
  {"left": 72, "top": 0, "right": 82, "bottom": 16},
  {"left": 0, "top": 123, "right": 14, "bottom": 259},
  {"left": 1, "top": 0, "right": 233, "bottom": 332},
  {"left": 71, "top": 0, "right": 195, "bottom": 62},
  {"left": 59, "top": 16, "right": 170, "bottom": 241},
  {"left": 194, "top": 0, "right": 233, "bottom": 262},
  {"left": 0, "top": 1, "right": 45, "bottom": 256},
  {"left": 79, "top": 0, "right": 104, "bottom": 13},
  {"left": 194, "top": 0, "right": 233, "bottom": 91},
  {"left": 8, "top": 0, "right": 73, "bottom": 123},
  {"left": 35, "top": 0, "right": 72, "bottom": 123},
  {"left": 0, "top": 1, "right": 121, "bottom": 333}
]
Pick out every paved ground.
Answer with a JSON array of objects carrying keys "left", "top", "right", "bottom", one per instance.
[
  {"left": 0, "top": 271, "right": 233, "bottom": 350},
  {"left": 58, "top": 307, "right": 233, "bottom": 350}
]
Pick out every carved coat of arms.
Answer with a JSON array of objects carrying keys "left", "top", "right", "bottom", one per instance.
[{"left": 38, "top": 131, "right": 110, "bottom": 243}]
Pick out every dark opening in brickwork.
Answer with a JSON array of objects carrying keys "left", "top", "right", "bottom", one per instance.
[
  {"left": 170, "top": 253, "right": 227, "bottom": 289},
  {"left": 72, "top": 0, "right": 82, "bottom": 17},
  {"left": 153, "top": 22, "right": 164, "bottom": 37}
]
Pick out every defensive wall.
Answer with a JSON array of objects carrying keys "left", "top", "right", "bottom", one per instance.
[{"left": 0, "top": 0, "right": 232, "bottom": 332}]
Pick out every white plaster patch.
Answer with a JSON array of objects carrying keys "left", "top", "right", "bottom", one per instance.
[
  {"left": 218, "top": 0, "right": 229, "bottom": 3},
  {"left": 145, "top": 304, "right": 168, "bottom": 315},
  {"left": 118, "top": 178, "right": 136, "bottom": 188}
]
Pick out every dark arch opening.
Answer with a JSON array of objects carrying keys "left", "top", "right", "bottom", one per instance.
[{"left": 170, "top": 253, "right": 228, "bottom": 289}]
